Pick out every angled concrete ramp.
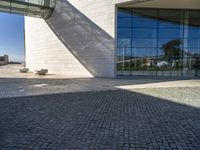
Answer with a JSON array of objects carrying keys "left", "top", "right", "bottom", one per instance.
[
  {"left": 25, "top": 0, "right": 115, "bottom": 78},
  {"left": 0, "top": 0, "right": 56, "bottom": 19}
]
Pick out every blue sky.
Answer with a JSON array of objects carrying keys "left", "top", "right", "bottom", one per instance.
[{"left": 0, "top": 13, "right": 24, "bottom": 62}]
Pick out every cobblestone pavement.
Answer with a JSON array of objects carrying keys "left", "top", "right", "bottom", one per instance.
[
  {"left": 0, "top": 77, "right": 200, "bottom": 99},
  {"left": 129, "top": 87, "right": 200, "bottom": 108},
  {"left": 0, "top": 89, "right": 200, "bottom": 149}
]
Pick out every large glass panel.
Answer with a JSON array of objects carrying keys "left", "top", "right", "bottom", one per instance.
[
  {"left": 0, "top": 0, "right": 55, "bottom": 18},
  {"left": 118, "top": 29, "right": 132, "bottom": 38},
  {"left": 117, "top": 48, "right": 132, "bottom": 75},
  {"left": 132, "top": 38, "right": 157, "bottom": 48},
  {"left": 132, "top": 9, "right": 158, "bottom": 18},
  {"left": 117, "top": 38, "right": 131, "bottom": 48},
  {"left": 188, "top": 28, "right": 200, "bottom": 39},
  {"left": 118, "top": 8, "right": 132, "bottom": 18},
  {"left": 158, "top": 29, "right": 183, "bottom": 38},
  {"left": 132, "top": 29, "right": 157, "bottom": 38},
  {"left": 132, "top": 17, "right": 157, "bottom": 28},
  {"left": 159, "top": 9, "right": 183, "bottom": 19},
  {"left": 132, "top": 48, "right": 157, "bottom": 75},
  {"left": 117, "top": 18, "right": 132, "bottom": 28},
  {"left": 117, "top": 8, "right": 200, "bottom": 77},
  {"left": 159, "top": 21, "right": 182, "bottom": 29}
]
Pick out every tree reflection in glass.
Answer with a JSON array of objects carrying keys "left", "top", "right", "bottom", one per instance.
[{"left": 160, "top": 39, "right": 183, "bottom": 69}]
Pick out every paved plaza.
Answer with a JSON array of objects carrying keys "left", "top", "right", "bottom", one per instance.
[
  {"left": 0, "top": 89, "right": 200, "bottom": 149},
  {"left": 0, "top": 65, "right": 200, "bottom": 149}
]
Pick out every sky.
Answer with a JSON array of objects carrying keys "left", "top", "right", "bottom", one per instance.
[{"left": 0, "top": 12, "right": 24, "bottom": 62}]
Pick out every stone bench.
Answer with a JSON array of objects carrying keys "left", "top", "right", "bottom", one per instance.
[
  {"left": 19, "top": 67, "right": 29, "bottom": 73},
  {"left": 35, "top": 69, "right": 48, "bottom": 75}
]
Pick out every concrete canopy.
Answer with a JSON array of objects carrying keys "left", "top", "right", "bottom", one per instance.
[{"left": 115, "top": 0, "right": 200, "bottom": 9}]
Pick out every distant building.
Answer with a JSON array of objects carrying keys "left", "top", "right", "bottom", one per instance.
[{"left": 0, "top": 55, "right": 9, "bottom": 65}]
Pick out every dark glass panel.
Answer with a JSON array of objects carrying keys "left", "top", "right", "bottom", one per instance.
[
  {"left": 159, "top": 39, "right": 183, "bottom": 58},
  {"left": 188, "top": 10, "right": 200, "bottom": 19},
  {"left": 159, "top": 21, "right": 183, "bottom": 29},
  {"left": 158, "top": 29, "right": 183, "bottom": 38},
  {"left": 185, "top": 39, "right": 200, "bottom": 48},
  {"left": 132, "top": 38, "right": 157, "bottom": 48},
  {"left": 159, "top": 9, "right": 183, "bottom": 19},
  {"left": 188, "top": 11, "right": 200, "bottom": 27},
  {"left": 188, "top": 28, "right": 200, "bottom": 39},
  {"left": 117, "top": 18, "right": 132, "bottom": 28},
  {"left": 132, "top": 29, "right": 157, "bottom": 38},
  {"left": 117, "top": 48, "right": 132, "bottom": 73},
  {"left": 132, "top": 9, "right": 158, "bottom": 18},
  {"left": 117, "top": 8, "right": 200, "bottom": 77},
  {"left": 118, "top": 29, "right": 132, "bottom": 38},
  {"left": 117, "top": 48, "right": 132, "bottom": 57},
  {"left": 158, "top": 38, "right": 183, "bottom": 49},
  {"left": 188, "top": 18, "right": 200, "bottom": 28},
  {"left": 131, "top": 58, "right": 156, "bottom": 70},
  {"left": 117, "top": 38, "right": 131, "bottom": 48},
  {"left": 132, "top": 48, "right": 157, "bottom": 57},
  {"left": 132, "top": 16, "right": 157, "bottom": 28},
  {"left": 118, "top": 8, "right": 132, "bottom": 18}
]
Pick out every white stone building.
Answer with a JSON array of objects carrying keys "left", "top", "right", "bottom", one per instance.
[{"left": 1, "top": 0, "right": 200, "bottom": 77}]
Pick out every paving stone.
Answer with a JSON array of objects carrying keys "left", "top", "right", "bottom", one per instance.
[{"left": 0, "top": 89, "right": 199, "bottom": 149}]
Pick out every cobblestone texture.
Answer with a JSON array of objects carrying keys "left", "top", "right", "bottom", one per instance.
[
  {"left": 131, "top": 87, "right": 200, "bottom": 108},
  {"left": 0, "top": 89, "right": 200, "bottom": 149}
]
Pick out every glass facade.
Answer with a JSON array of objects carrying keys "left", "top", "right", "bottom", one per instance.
[
  {"left": 0, "top": 0, "right": 56, "bottom": 19},
  {"left": 117, "top": 8, "right": 200, "bottom": 76}
]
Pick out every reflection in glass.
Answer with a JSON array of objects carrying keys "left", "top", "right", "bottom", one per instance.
[
  {"left": 132, "top": 17, "right": 157, "bottom": 28},
  {"left": 132, "top": 29, "right": 157, "bottom": 38},
  {"left": 118, "top": 38, "right": 131, "bottom": 48},
  {"left": 117, "top": 8, "right": 200, "bottom": 77},
  {"left": 0, "top": 0, "right": 56, "bottom": 18},
  {"left": 132, "top": 39, "right": 157, "bottom": 48},
  {"left": 118, "top": 18, "right": 132, "bottom": 28},
  {"left": 118, "top": 29, "right": 132, "bottom": 38}
]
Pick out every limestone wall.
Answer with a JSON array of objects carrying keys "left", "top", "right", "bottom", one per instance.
[{"left": 25, "top": 0, "right": 116, "bottom": 78}]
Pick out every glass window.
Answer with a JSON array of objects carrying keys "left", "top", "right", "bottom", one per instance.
[
  {"left": 188, "top": 18, "right": 200, "bottom": 28},
  {"left": 132, "top": 38, "right": 157, "bottom": 48},
  {"left": 159, "top": 29, "right": 183, "bottom": 38},
  {"left": 117, "top": 8, "right": 200, "bottom": 77},
  {"left": 132, "top": 48, "right": 157, "bottom": 57},
  {"left": 117, "top": 48, "right": 132, "bottom": 73},
  {"left": 158, "top": 38, "right": 183, "bottom": 49},
  {"left": 132, "top": 29, "right": 157, "bottom": 38},
  {"left": 118, "top": 29, "right": 132, "bottom": 38},
  {"left": 117, "top": 38, "right": 131, "bottom": 48},
  {"left": 118, "top": 8, "right": 132, "bottom": 18},
  {"left": 132, "top": 9, "right": 158, "bottom": 18},
  {"left": 159, "top": 21, "right": 183, "bottom": 29},
  {"left": 117, "top": 18, "right": 132, "bottom": 28},
  {"left": 159, "top": 9, "right": 183, "bottom": 19},
  {"left": 117, "top": 48, "right": 132, "bottom": 57},
  {"left": 184, "top": 39, "right": 200, "bottom": 48},
  {"left": 132, "top": 17, "right": 157, "bottom": 28},
  {"left": 188, "top": 10, "right": 200, "bottom": 19},
  {"left": 188, "top": 28, "right": 200, "bottom": 39}
]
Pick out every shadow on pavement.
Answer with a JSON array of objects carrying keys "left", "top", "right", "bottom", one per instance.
[{"left": 0, "top": 90, "right": 199, "bottom": 149}]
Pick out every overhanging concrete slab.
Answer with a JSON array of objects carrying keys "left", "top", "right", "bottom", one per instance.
[{"left": 115, "top": 0, "right": 200, "bottom": 9}]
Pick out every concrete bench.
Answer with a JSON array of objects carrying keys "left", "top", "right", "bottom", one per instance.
[
  {"left": 35, "top": 69, "right": 48, "bottom": 75},
  {"left": 19, "top": 67, "right": 29, "bottom": 73}
]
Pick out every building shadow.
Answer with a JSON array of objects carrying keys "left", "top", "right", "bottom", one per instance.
[
  {"left": 0, "top": 90, "right": 199, "bottom": 149},
  {"left": 46, "top": 0, "right": 115, "bottom": 77}
]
